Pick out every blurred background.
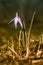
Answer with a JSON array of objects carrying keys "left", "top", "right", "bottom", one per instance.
[{"left": 0, "top": 0, "right": 43, "bottom": 33}]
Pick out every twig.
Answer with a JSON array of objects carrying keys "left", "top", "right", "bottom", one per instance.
[{"left": 8, "top": 46, "right": 21, "bottom": 58}]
